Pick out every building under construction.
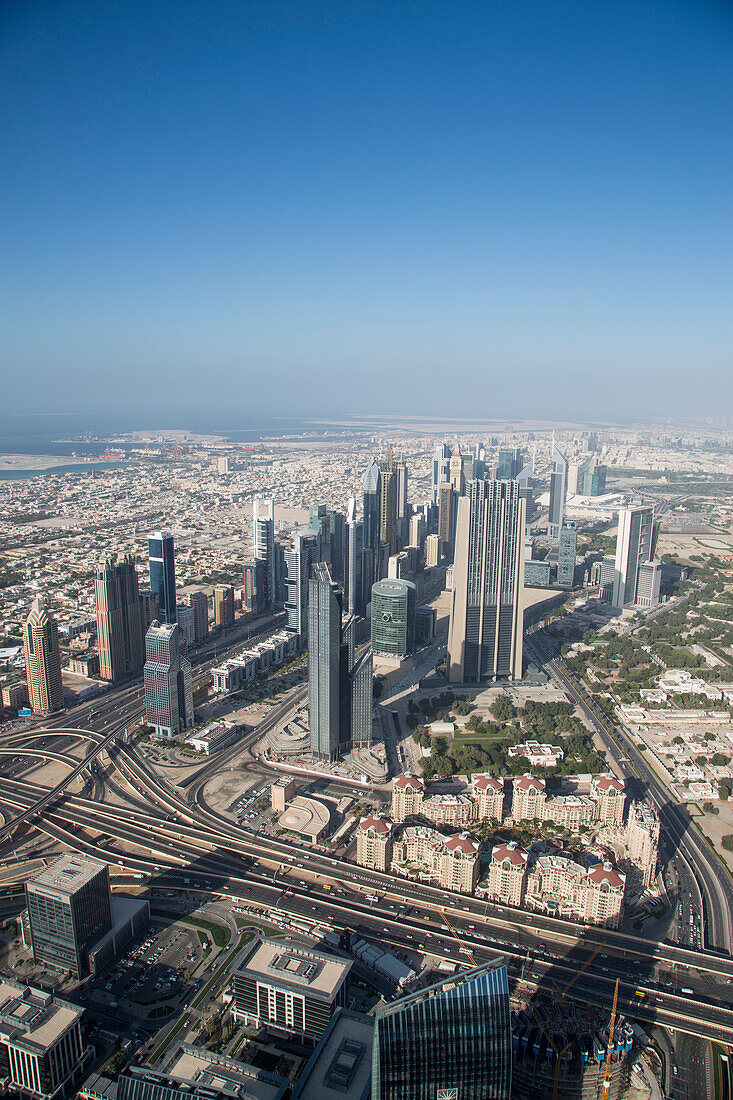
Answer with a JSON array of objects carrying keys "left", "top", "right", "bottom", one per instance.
[{"left": 511, "top": 995, "right": 634, "bottom": 1100}]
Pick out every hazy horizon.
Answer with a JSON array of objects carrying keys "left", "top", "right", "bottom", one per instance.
[{"left": 2, "top": 0, "right": 732, "bottom": 422}]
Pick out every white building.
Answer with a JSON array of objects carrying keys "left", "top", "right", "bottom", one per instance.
[{"left": 186, "top": 721, "right": 239, "bottom": 755}]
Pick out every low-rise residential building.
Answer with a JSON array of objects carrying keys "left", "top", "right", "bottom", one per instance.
[
  {"left": 540, "top": 793, "right": 596, "bottom": 831},
  {"left": 420, "top": 792, "right": 475, "bottom": 827},
  {"left": 356, "top": 814, "right": 394, "bottom": 872},
  {"left": 391, "top": 827, "right": 480, "bottom": 894},
  {"left": 211, "top": 630, "right": 300, "bottom": 693},
  {"left": 507, "top": 741, "right": 564, "bottom": 767}
]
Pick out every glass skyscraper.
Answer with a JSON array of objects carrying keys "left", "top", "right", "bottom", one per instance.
[
  {"left": 371, "top": 578, "right": 416, "bottom": 659},
  {"left": 148, "top": 531, "right": 177, "bottom": 624},
  {"left": 372, "top": 959, "right": 512, "bottom": 1100}
]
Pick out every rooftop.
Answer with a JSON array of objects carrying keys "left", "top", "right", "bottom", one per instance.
[
  {"left": 237, "top": 937, "right": 352, "bottom": 1002},
  {"left": 292, "top": 1009, "right": 374, "bottom": 1100},
  {"left": 27, "top": 853, "right": 107, "bottom": 897},
  {"left": 0, "top": 980, "right": 83, "bottom": 1051}
]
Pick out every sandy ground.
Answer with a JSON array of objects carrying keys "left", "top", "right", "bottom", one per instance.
[{"left": 0, "top": 453, "right": 96, "bottom": 470}]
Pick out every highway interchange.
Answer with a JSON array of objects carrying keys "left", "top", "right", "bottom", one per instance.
[{"left": 1, "top": 616, "right": 732, "bottom": 1098}]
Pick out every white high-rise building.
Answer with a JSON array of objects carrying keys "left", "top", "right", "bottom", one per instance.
[
  {"left": 253, "top": 498, "right": 275, "bottom": 608},
  {"left": 547, "top": 440, "right": 568, "bottom": 538},
  {"left": 612, "top": 505, "right": 655, "bottom": 608}
]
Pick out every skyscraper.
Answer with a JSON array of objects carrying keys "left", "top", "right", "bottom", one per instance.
[
  {"left": 448, "top": 479, "right": 525, "bottom": 683},
  {"left": 308, "top": 563, "right": 371, "bottom": 761},
  {"left": 308, "top": 564, "right": 343, "bottom": 762},
  {"left": 285, "top": 529, "right": 319, "bottom": 636},
  {"left": 309, "top": 504, "right": 331, "bottom": 563},
  {"left": 372, "top": 958, "right": 512, "bottom": 1100},
  {"left": 214, "top": 584, "right": 235, "bottom": 628},
  {"left": 437, "top": 481, "right": 454, "bottom": 559},
  {"left": 23, "top": 598, "right": 64, "bottom": 715},
  {"left": 497, "top": 447, "right": 522, "bottom": 480},
  {"left": 432, "top": 441, "right": 451, "bottom": 503},
  {"left": 253, "top": 498, "right": 276, "bottom": 608},
  {"left": 379, "top": 450, "right": 398, "bottom": 557},
  {"left": 371, "top": 579, "right": 416, "bottom": 660},
  {"left": 328, "top": 509, "right": 346, "bottom": 583},
  {"left": 449, "top": 450, "right": 464, "bottom": 496},
  {"left": 143, "top": 621, "right": 194, "bottom": 738},
  {"left": 187, "top": 589, "right": 209, "bottom": 642},
  {"left": 26, "top": 855, "right": 113, "bottom": 978},
  {"left": 612, "top": 505, "right": 656, "bottom": 608},
  {"left": 556, "top": 522, "right": 577, "bottom": 588},
  {"left": 95, "top": 554, "right": 145, "bottom": 683},
  {"left": 547, "top": 441, "right": 568, "bottom": 539},
  {"left": 395, "top": 457, "right": 409, "bottom": 546},
  {"left": 346, "top": 498, "right": 364, "bottom": 617},
  {"left": 362, "top": 460, "right": 381, "bottom": 554},
  {"left": 148, "top": 531, "right": 177, "bottom": 624},
  {"left": 243, "top": 557, "right": 265, "bottom": 615}
]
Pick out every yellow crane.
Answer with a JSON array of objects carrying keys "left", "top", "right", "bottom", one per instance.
[
  {"left": 601, "top": 978, "right": 620, "bottom": 1100},
  {"left": 435, "top": 906, "right": 478, "bottom": 967}
]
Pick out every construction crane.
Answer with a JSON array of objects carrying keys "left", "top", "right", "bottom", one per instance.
[
  {"left": 601, "top": 978, "right": 620, "bottom": 1100},
  {"left": 551, "top": 942, "right": 604, "bottom": 1000},
  {"left": 434, "top": 907, "right": 477, "bottom": 967}
]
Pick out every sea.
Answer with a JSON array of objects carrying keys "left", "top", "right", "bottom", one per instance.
[{"left": 0, "top": 413, "right": 329, "bottom": 480}]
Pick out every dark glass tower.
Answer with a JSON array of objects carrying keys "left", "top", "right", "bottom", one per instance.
[
  {"left": 148, "top": 531, "right": 177, "bottom": 624},
  {"left": 372, "top": 959, "right": 512, "bottom": 1100},
  {"left": 362, "top": 459, "right": 381, "bottom": 555}
]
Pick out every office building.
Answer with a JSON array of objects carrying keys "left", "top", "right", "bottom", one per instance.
[
  {"left": 370, "top": 579, "right": 416, "bottom": 661},
  {"left": 425, "top": 532, "right": 441, "bottom": 568},
  {"left": 286, "top": 530, "right": 320, "bottom": 636},
  {"left": 556, "top": 522, "right": 577, "bottom": 588},
  {"left": 437, "top": 481, "right": 454, "bottom": 558},
  {"left": 232, "top": 936, "right": 351, "bottom": 1043},
  {"left": 448, "top": 479, "right": 525, "bottom": 683},
  {"left": 346, "top": 499, "right": 364, "bottom": 617},
  {"left": 242, "top": 557, "right": 265, "bottom": 616},
  {"left": 308, "top": 564, "right": 345, "bottom": 761},
  {"left": 186, "top": 590, "right": 209, "bottom": 642},
  {"left": 497, "top": 447, "right": 522, "bottom": 480},
  {"left": 175, "top": 603, "right": 196, "bottom": 646},
  {"left": 372, "top": 958, "right": 511, "bottom": 1100},
  {"left": 292, "top": 1009, "right": 374, "bottom": 1100},
  {"left": 612, "top": 505, "right": 655, "bottom": 608},
  {"left": 362, "top": 460, "right": 381, "bottom": 556},
  {"left": 0, "top": 980, "right": 90, "bottom": 1099},
  {"left": 524, "top": 559, "right": 551, "bottom": 587},
  {"left": 23, "top": 599, "right": 64, "bottom": 716},
  {"left": 214, "top": 584, "right": 235, "bottom": 628},
  {"left": 408, "top": 512, "right": 425, "bottom": 551},
  {"left": 139, "top": 588, "right": 159, "bottom": 629},
  {"left": 547, "top": 441, "right": 567, "bottom": 538},
  {"left": 636, "top": 559, "right": 662, "bottom": 608},
  {"left": 147, "top": 531, "right": 177, "bottom": 624},
  {"left": 432, "top": 441, "right": 451, "bottom": 503},
  {"left": 308, "top": 564, "right": 371, "bottom": 760},
  {"left": 395, "top": 457, "right": 409, "bottom": 544},
  {"left": 25, "top": 855, "right": 112, "bottom": 978},
  {"left": 309, "top": 504, "right": 330, "bottom": 564},
  {"left": 143, "top": 621, "right": 194, "bottom": 738},
  {"left": 253, "top": 498, "right": 276, "bottom": 608},
  {"left": 329, "top": 509, "right": 346, "bottom": 583},
  {"left": 94, "top": 554, "right": 145, "bottom": 683},
  {"left": 582, "top": 460, "right": 607, "bottom": 496},
  {"left": 379, "top": 451, "right": 398, "bottom": 556},
  {"left": 115, "top": 1048, "right": 288, "bottom": 1100}
]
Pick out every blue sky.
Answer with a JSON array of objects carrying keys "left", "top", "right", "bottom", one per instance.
[{"left": 1, "top": 0, "right": 732, "bottom": 425}]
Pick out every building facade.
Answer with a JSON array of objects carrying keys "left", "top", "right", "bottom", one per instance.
[
  {"left": 391, "top": 827, "right": 480, "bottom": 894},
  {"left": 612, "top": 506, "right": 655, "bottom": 608},
  {"left": 253, "top": 498, "right": 276, "bottom": 609},
  {"left": 94, "top": 554, "right": 145, "bottom": 683},
  {"left": 372, "top": 959, "right": 512, "bottom": 1100},
  {"left": 143, "top": 621, "right": 194, "bottom": 738},
  {"left": 356, "top": 814, "right": 394, "bottom": 871},
  {"left": 243, "top": 557, "right": 266, "bottom": 616},
  {"left": 0, "top": 981, "right": 89, "bottom": 1100},
  {"left": 370, "top": 578, "right": 416, "bottom": 660},
  {"left": 213, "top": 584, "right": 235, "bottom": 628},
  {"left": 25, "top": 856, "right": 113, "bottom": 978},
  {"left": 23, "top": 599, "right": 64, "bottom": 716},
  {"left": 147, "top": 531, "right": 177, "bottom": 625},
  {"left": 548, "top": 442, "right": 568, "bottom": 539},
  {"left": 448, "top": 479, "right": 525, "bottom": 683}
]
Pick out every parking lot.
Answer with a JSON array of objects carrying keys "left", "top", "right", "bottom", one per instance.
[{"left": 96, "top": 922, "right": 200, "bottom": 1007}]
